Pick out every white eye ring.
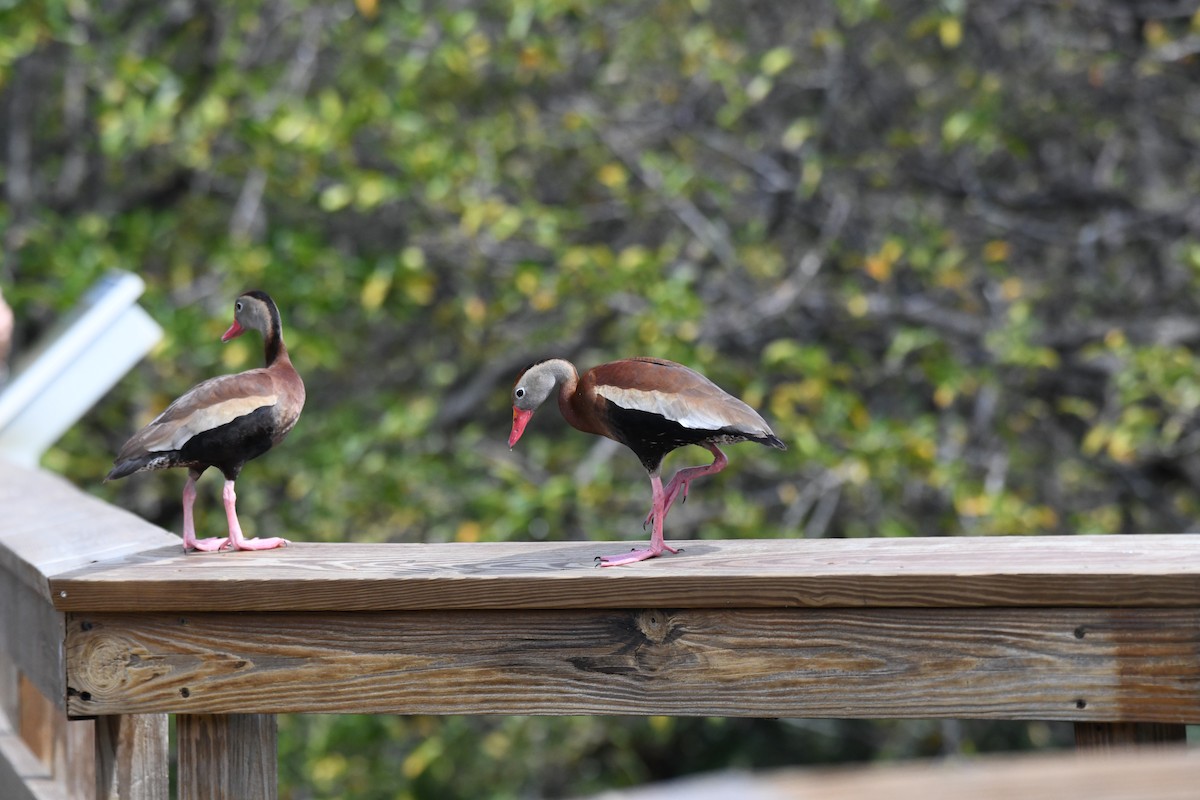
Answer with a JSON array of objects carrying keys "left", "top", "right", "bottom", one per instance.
[
  {"left": 236, "top": 301, "right": 243, "bottom": 312},
  {"left": 515, "top": 387, "right": 525, "bottom": 399}
]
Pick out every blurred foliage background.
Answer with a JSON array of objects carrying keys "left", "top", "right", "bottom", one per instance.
[{"left": 3, "top": 0, "right": 1200, "bottom": 796}]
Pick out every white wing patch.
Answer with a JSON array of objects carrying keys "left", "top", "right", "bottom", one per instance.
[
  {"left": 142, "top": 394, "right": 276, "bottom": 452},
  {"left": 596, "top": 385, "right": 760, "bottom": 432}
]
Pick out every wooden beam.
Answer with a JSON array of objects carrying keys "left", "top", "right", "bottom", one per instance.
[
  {"left": 0, "top": 710, "right": 65, "bottom": 800},
  {"left": 588, "top": 747, "right": 1200, "bottom": 800},
  {"left": 0, "top": 574, "right": 65, "bottom": 712},
  {"left": 177, "top": 714, "right": 276, "bottom": 800},
  {"left": 0, "top": 462, "right": 178, "bottom": 600},
  {"left": 64, "top": 607, "right": 1200, "bottom": 720},
  {"left": 17, "top": 674, "right": 57, "bottom": 769},
  {"left": 0, "top": 460, "right": 178, "bottom": 712},
  {"left": 94, "top": 715, "right": 168, "bottom": 800},
  {"left": 47, "top": 536, "right": 1200, "bottom": 613},
  {"left": 1074, "top": 722, "right": 1188, "bottom": 749}
]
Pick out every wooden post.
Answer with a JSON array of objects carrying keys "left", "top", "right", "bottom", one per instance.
[
  {"left": 177, "top": 714, "right": 277, "bottom": 800},
  {"left": 1074, "top": 722, "right": 1188, "bottom": 749},
  {"left": 95, "top": 715, "right": 168, "bottom": 800}
]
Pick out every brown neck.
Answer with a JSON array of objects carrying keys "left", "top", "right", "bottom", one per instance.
[
  {"left": 263, "top": 332, "right": 283, "bottom": 367},
  {"left": 553, "top": 362, "right": 604, "bottom": 436}
]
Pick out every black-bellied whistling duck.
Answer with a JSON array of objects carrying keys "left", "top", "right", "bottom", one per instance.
[
  {"left": 106, "top": 291, "right": 305, "bottom": 552},
  {"left": 509, "top": 357, "right": 786, "bottom": 566}
]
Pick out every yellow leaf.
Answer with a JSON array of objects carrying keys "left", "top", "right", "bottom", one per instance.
[
  {"left": 1081, "top": 425, "right": 1109, "bottom": 456},
  {"left": 864, "top": 255, "right": 892, "bottom": 282},
  {"left": 456, "top": 521, "right": 481, "bottom": 543},
  {"left": 405, "top": 275, "right": 435, "bottom": 306},
  {"left": 1107, "top": 429, "right": 1136, "bottom": 463},
  {"left": 596, "top": 162, "right": 628, "bottom": 189},
  {"left": 761, "top": 46, "right": 794, "bottom": 77},
  {"left": 355, "top": 0, "right": 378, "bottom": 19},
  {"left": 515, "top": 271, "right": 538, "bottom": 296},
  {"left": 933, "top": 384, "right": 956, "bottom": 409},
  {"left": 519, "top": 45, "right": 544, "bottom": 71},
  {"left": 1143, "top": 21, "right": 1168, "bottom": 46},
  {"left": 1000, "top": 277, "right": 1023, "bottom": 300},
  {"left": 879, "top": 239, "right": 903, "bottom": 263},
  {"left": 400, "top": 245, "right": 426, "bottom": 271},
  {"left": 319, "top": 184, "right": 352, "bottom": 212},
  {"left": 983, "top": 239, "right": 1010, "bottom": 263},
  {"left": 355, "top": 176, "right": 388, "bottom": 209},
  {"left": 939, "top": 17, "right": 962, "bottom": 48},
  {"left": 531, "top": 288, "right": 556, "bottom": 311},
  {"left": 956, "top": 493, "right": 992, "bottom": 517},
  {"left": 360, "top": 268, "right": 392, "bottom": 312},
  {"left": 464, "top": 295, "right": 487, "bottom": 324}
]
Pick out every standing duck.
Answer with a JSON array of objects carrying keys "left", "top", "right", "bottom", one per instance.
[
  {"left": 508, "top": 357, "right": 785, "bottom": 566},
  {"left": 107, "top": 291, "right": 305, "bottom": 552}
]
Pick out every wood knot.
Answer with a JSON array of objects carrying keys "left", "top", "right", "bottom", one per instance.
[
  {"left": 635, "top": 610, "right": 677, "bottom": 644},
  {"left": 78, "top": 635, "right": 136, "bottom": 695}
]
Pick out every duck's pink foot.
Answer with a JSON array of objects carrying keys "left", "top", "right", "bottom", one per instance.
[
  {"left": 219, "top": 479, "right": 290, "bottom": 551},
  {"left": 185, "top": 536, "right": 230, "bottom": 553},
  {"left": 225, "top": 536, "right": 290, "bottom": 551},
  {"left": 596, "top": 540, "right": 679, "bottom": 567}
]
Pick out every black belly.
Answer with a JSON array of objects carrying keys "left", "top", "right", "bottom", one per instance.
[
  {"left": 602, "top": 402, "right": 726, "bottom": 473},
  {"left": 177, "top": 406, "right": 278, "bottom": 480}
]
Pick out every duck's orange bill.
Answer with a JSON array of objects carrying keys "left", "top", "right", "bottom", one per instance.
[{"left": 509, "top": 407, "right": 533, "bottom": 448}]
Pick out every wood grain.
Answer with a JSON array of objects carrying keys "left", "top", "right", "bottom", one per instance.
[
  {"left": 0, "top": 461, "right": 178, "bottom": 601},
  {"left": 48, "top": 536, "right": 1200, "bottom": 613},
  {"left": 4, "top": 459, "right": 1199, "bottom": 615},
  {"left": 63, "top": 607, "right": 1200, "bottom": 721},
  {"left": 0, "top": 571, "right": 65, "bottom": 712},
  {"left": 94, "top": 715, "right": 167, "bottom": 800},
  {"left": 177, "top": 714, "right": 276, "bottom": 800},
  {"left": 587, "top": 747, "right": 1200, "bottom": 800},
  {"left": 0, "top": 709, "right": 64, "bottom": 800},
  {"left": 1073, "top": 722, "right": 1188, "bottom": 749}
]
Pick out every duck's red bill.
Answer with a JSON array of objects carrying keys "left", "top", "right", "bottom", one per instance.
[
  {"left": 509, "top": 407, "right": 533, "bottom": 448},
  {"left": 221, "top": 320, "right": 245, "bottom": 342}
]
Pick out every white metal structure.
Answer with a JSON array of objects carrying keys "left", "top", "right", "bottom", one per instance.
[{"left": 0, "top": 271, "right": 162, "bottom": 466}]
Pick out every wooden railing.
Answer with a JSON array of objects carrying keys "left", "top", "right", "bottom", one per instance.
[{"left": 1, "top": 459, "right": 1197, "bottom": 798}]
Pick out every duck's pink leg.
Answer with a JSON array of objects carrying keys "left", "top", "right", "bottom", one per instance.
[
  {"left": 221, "top": 480, "right": 290, "bottom": 551},
  {"left": 600, "top": 473, "right": 679, "bottom": 567},
  {"left": 182, "top": 472, "right": 229, "bottom": 552},
  {"left": 642, "top": 445, "right": 728, "bottom": 529}
]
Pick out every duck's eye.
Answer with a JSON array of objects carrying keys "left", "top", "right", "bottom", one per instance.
[
  {"left": 235, "top": 301, "right": 243, "bottom": 312},
  {"left": 515, "top": 387, "right": 525, "bottom": 399}
]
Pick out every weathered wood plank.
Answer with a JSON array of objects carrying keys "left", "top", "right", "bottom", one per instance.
[
  {"left": 588, "top": 747, "right": 1200, "bottom": 800},
  {"left": 0, "top": 571, "right": 65, "bottom": 712},
  {"left": 64, "top": 607, "right": 1200, "bottom": 720},
  {"left": 18, "top": 674, "right": 57, "bottom": 769},
  {"left": 177, "top": 714, "right": 276, "bottom": 800},
  {"left": 13, "top": 661, "right": 98, "bottom": 800},
  {"left": 0, "top": 460, "right": 178, "bottom": 711},
  {"left": 1073, "top": 721, "right": 1188, "bottom": 748},
  {"left": 94, "top": 715, "right": 168, "bottom": 800},
  {"left": 0, "top": 711, "right": 66, "bottom": 800},
  {"left": 0, "top": 461, "right": 178, "bottom": 601},
  {"left": 49, "top": 536, "right": 1200, "bottom": 613},
  {"left": 63, "top": 720, "right": 95, "bottom": 800}
]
